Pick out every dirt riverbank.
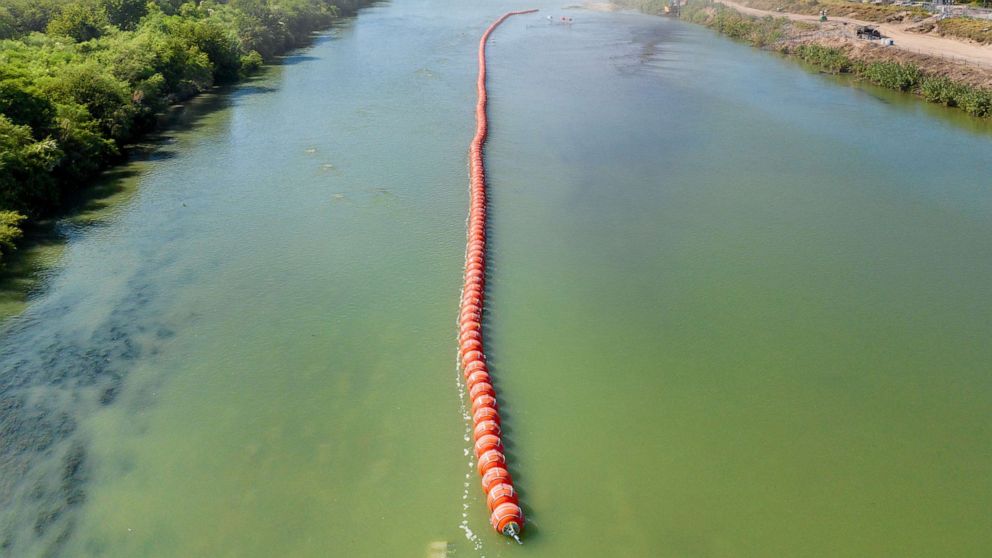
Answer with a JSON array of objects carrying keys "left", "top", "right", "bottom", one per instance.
[{"left": 720, "top": 0, "right": 992, "bottom": 70}]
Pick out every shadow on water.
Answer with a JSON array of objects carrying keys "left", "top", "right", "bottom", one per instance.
[
  {"left": 0, "top": 90, "right": 232, "bottom": 323},
  {"left": 278, "top": 55, "right": 321, "bottom": 66}
]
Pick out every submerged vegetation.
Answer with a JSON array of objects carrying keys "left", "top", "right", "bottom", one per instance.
[
  {"left": 0, "top": 0, "right": 368, "bottom": 265},
  {"left": 673, "top": 1, "right": 992, "bottom": 118}
]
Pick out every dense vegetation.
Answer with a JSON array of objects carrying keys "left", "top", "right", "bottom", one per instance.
[{"left": 0, "top": 0, "right": 367, "bottom": 266}]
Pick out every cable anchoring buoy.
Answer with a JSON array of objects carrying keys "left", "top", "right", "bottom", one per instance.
[{"left": 457, "top": 8, "right": 538, "bottom": 539}]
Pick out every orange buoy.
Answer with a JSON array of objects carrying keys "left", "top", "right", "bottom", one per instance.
[
  {"left": 477, "top": 449, "right": 507, "bottom": 475},
  {"left": 457, "top": 8, "right": 537, "bottom": 539},
  {"left": 459, "top": 329, "right": 482, "bottom": 342},
  {"left": 474, "top": 434, "right": 504, "bottom": 457},
  {"left": 486, "top": 483, "right": 518, "bottom": 511},
  {"left": 463, "top": 360, "right": 488, "bottom": 378},
  {"left": 462, "top": 350, "right": 485, "bottom": 366},
  {"left": 467, "top": 378, "right": 491, "bottom": 394},
  {"left": 469, "top": 381, "right": 495, "bottom": 400},
  {"left": 472, "top": 395, "right": 499, "bottom": 415},
  {"left": 473, "top": 405, "right": 500, "bottom": 425},
  {"left": 473, "top": 420, "right": 501, "bottom": 440},
  {"left": 459, "top": 340, "right": 484, "bottom": 358},
  {"left": 482, "top": 467, "right": 512, "bottom": 492},
  {"left": 491, "top": 502, "right": 524, "bottom": 537}
]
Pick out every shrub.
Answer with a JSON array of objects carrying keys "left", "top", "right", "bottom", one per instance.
[
  {"left": 919, "top": 76, "right": 961, "bottom": 106},
  {"left": 957, "top": 87, "right": 992, "bottom": 117},
  {"left": 239, "top": 50, "right": 264, "bottom": 76},
  {"left": 0, "top": 210, "right": 27, "bottom": 265},
  {"left": 0, "top": 115, "right": 62, "bottom": 212},
  {"left": 791, "top": 44, "right": 852, "bottom": 73},
  {"left": 860, "top": 61, "right": 921, "bottom": 91}
]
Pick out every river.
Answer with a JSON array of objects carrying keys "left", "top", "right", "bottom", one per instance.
[{"left": 1, "top": 1, "right": 990, "bottom": 556}]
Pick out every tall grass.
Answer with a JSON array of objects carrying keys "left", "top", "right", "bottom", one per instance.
[
  {"left": 681, "top": 0, "right": 789, "bottom": 47},
  {"left": 785, "top": 43, "right": 992, "bottom": 116},
  {"left": 792, "top": 43, "right": 852, "bottom": 73},
  {"left": 858, "top": 61, "right": 922, "bottom": 91}
]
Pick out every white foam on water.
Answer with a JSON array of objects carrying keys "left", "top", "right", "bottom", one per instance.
[{"left": 453, "top": 319, "right": 486, "bottom": 555}]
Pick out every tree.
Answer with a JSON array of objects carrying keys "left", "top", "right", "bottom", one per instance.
[
  {"left": 0, "top": 210, "right": 27, "bottom": 266},
  {"left": 0, "top": 114, "right": 62, "bottom": 212},
  {"left": 171, "top": 17, "right": 243, "bottom": 82},
  {"left": 39, "top": 62, "right": 138, "bottom": 142},
  {"left": 0, "top": 8, "right": 17, "bottom": 40},
  {"left": 100, "top": 0, "right": 148, "bottom": 31},
  {"left": 47, "top": 1, "right": 111, "bottom": 42},
  {"left": 0, "top": 78, "right": 57, "bottom": 137}
]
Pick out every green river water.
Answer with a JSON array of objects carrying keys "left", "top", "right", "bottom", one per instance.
[{"left": 1, "top": 1, "right": 990, "bottom": 556}]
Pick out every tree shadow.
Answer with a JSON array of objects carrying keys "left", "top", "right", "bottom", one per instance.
[
  {"left": 67, "top": 167, "right": 144, "bottom": 217},
  {"left": 278, "top": 55, "right": 320, "bottom": 66},
  {"left": 0, "top": 223, "right": 64, "bottom": 315}
]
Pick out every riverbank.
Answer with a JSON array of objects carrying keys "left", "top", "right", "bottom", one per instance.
[
  {"left": 719, "top": 0, "right": 992, "bottom": 45},
  {"left": 718, "top": 0, "right": 992, "bottom": 69},
  {"left": 0, "top": 0, "right": 372, "bottom": 269},
  {"left": 617, "top": 0, "right": 992, "bottom": 119}
]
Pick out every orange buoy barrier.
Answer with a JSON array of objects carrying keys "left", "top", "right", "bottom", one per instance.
[{"left": 458, "top": 8, "right": 537, "bottom": 540}]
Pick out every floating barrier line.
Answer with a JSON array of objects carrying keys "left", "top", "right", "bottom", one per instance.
[{"left": 458, "top": 8, "right": 537, "bottom": 539}]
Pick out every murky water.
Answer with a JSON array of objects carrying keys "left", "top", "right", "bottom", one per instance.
[{"left": 2, "top": 1, "right": 991, "bottom": 556}]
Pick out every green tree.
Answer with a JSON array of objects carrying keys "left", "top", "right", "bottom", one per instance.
[
  {"left": 0, "top": 78, "right": 57, "bottom": 136},
  {"left": 0, "top": 114, "right": 62, "bottom": 211},
  {"left": 3, "top": 0, "right": 66, "bottom": 35},
  {"left": 50, "top": 103, "right": 116, "bottom": 187},
  {"left": 172, "top": 17, "right": 243, "bottom": 82},
  {"left": 0, "top": 210, "right": 27, "bottom": 265},
  {"left": 0, "top": 8, "right": 17, "bottom": 40},
  {"left": 38, "top": 61, "right": 138, "bottom": 141},
  {"left": 100, "top": 0, "right": 148, "bottom": 30},
  {"left": 47, "top": 1, "right": 111, "bottom": 42}
]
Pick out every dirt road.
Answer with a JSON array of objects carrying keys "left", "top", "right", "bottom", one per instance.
[{"left": 718, "top": 0, "right": 992, "bottom": 69}]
